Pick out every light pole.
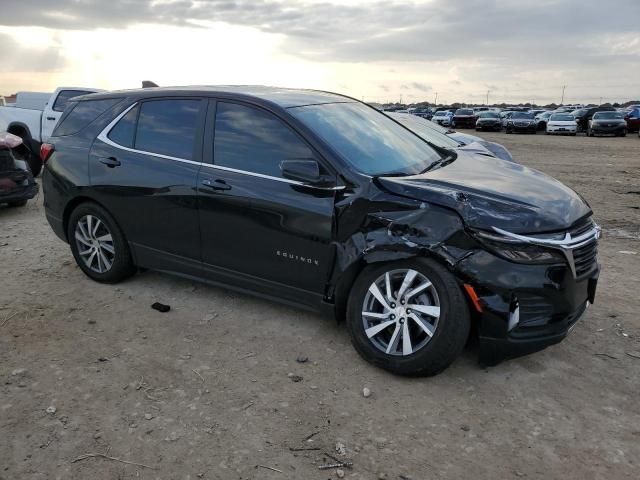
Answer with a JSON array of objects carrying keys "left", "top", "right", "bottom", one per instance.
[
  {"left": 486, "top": 90, "right": 490, "bottom": 105},
  {"left": 560, "top": 85, "right": 566, "bottom": 105},
  {"left": 434, "top": 92, "right": 438, "bottom": 106}
]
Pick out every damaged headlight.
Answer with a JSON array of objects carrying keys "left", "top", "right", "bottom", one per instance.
[{"left": 472, "top": 230, "right": 565, "bottom": 264}]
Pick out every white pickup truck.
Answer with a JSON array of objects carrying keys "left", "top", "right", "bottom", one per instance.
[{"left": 0, "top": 87, "right": 101, "bottom": 175}]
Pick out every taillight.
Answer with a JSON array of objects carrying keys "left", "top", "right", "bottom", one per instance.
[{"left": 40, "top": 143, "right": 54, "bottom": 163}]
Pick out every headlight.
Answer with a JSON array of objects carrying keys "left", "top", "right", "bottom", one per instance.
[
  {"left": 472, "top": 230, "right": 565, "bottom": 264},
  {"left": 507, "top": 121, "right": 513, "bottom": 126}
]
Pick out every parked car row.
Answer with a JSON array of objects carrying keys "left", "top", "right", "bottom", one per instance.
[{"left": 424, "top": 104, "right": 639, "bottom": 138}]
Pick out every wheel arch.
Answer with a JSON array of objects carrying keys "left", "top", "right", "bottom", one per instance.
[
  {"left": 62, "top": 195, "right": 119, "bottom": 242},
  {"left": 331, "top": 248, "right": 458, "bottom": 323}
]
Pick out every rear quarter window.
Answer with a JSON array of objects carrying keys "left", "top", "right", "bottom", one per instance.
[{"left": 53, "top": 98, "right": 123, "bottom": 137}]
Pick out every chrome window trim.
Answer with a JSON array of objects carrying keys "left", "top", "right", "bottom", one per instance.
[{"left": 96, "top": 102, "right": 344, "bottom": 191}]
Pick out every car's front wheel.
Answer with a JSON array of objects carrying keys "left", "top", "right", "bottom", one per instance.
[
  {"left": 67, "top": 202, "right": 136, "bottom": 283},
  {"left": 346, "top": 258, "right": 470, "bottom": 376}
]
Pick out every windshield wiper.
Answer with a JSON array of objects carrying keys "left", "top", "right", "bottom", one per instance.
[{"left": 422, "top": 152, "right": 457, "bottom": 173}]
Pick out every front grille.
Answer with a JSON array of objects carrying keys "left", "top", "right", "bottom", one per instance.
[
  {"left": 568, "top": 219, "right": 598, "bottom": 277},
  {"left": 573, "top": 238, "right": 598, "bottom": 277}
]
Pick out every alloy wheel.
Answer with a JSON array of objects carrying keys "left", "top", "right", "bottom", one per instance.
[
  {"left": 361, "top": 269, "right": 440, "bottom": 356},
  {"left": 74, "top": 214, "right": 115, "bottom": 273}
]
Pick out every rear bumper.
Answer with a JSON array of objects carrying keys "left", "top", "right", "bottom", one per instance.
[
  {"left": 455, "top": 250, "right": 600, "bottom": 364},
  {"left": 0, "top": 182, "right": 38, "bottom": 204}
]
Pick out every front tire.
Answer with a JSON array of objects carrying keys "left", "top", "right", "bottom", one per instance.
[
  {"left": 346, "top": 258, "right": 470, "bottom": 376},
  {"left": 67, "top": 202, "right": 136, "bottom": 283}
]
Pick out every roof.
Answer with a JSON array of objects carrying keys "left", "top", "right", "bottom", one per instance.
[{"left": 75, "top": 85, "right": 355, "bottom": 109}]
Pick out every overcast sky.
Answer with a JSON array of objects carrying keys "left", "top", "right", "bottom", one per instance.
[{"left": 1, "top": 0, "right": 639, "bottom": 104}]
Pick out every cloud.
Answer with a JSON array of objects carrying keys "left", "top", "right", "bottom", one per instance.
[
  {"left": 1, "top": 0, "right": 639, "bottom": 101},
  {"left": 0, "top": 33, "right": 65, "bottom": 72}
]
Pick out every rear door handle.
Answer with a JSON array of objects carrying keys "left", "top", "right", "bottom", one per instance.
[
  {"left": 99, "top": 157, "right": 121, "bottom": 168},
  {"left": 201, "top": 178, "right": 231, "bottom": 191},
  {"left": 46, "top": 116, "right": 56, "bottom": 121}
]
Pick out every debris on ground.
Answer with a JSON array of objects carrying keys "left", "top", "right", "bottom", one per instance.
[
  {"left": 318, "top": 461, "right": 353, "bottom": 470},
  {"left": 151, "top": 302, "right": 170, "bottom": 313},
  {"left": 336, "top": 468, "right": 345, "bottom": 477},
  {"left": 71, "top": 452, "right": 156, "bottom": 469},
  {"left": 363, "top": 387, "right": 371, "bottom": 398},
  {"left": 296, "top": 355, "right": 309, "bottom": 363},
  {"left": 335, "top": 442, "right": 347, "bottom": 456},
  {"left": 45, "top": 406, "right": 56, "bottom": 415},
  {"left": 618, "top": 250, "right": 637, "bottom": 255},
  {"left": 255, "top": 464, "right": 283, "bottom": 473},
  {"left": 287, "top": 373, "right": 303, "bottom": 382}
]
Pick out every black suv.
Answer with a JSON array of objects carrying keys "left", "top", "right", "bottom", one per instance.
[
  {"left": 573, "top": 106, "right": 616, "bottom": 132},
  {"left": 41, "top": 87, "right": 600, "bottom": 376}
]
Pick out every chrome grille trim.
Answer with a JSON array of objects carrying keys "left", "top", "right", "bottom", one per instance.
[{"left": 491, "top": 223, "right": 600, "bottom": 278}]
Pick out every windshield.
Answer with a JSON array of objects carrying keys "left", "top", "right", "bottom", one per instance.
[
  {"left": 434, "top": 111, "right": 450, "bottom": 117},
  {"left": 594, "top": 111, "right": 623, "bottom": 119},
  {"left": 550, "top": 114, "right": 574, "bottom": 121},
  {"left": 389, "top": 113, "right": 461, "bottom": 149},
  {"left": 478, "top": 112, "right": 499, "bottom": 118},
  {"left": 289, "top": 102, "right": 442, "bottom": 176},
  {"left": 455, "top": 109, "right": 473, "bottom": 115},
  {"left": 511, "top": 112, "right": 534, "bottom": 119}
]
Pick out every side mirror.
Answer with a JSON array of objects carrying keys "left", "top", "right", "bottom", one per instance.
[{"left": 281, "top": 159, "right": 334, "bottom": 187}]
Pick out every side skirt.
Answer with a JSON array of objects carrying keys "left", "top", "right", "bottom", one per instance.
[{"left": 131, "top": 243, "right": 334, "bottom": 316}]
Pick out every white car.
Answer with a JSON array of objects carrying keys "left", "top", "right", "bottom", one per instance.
[
  {"left": 546, "top": 113, "right": 577, "bottom": 135},
  {"left": 432, "top": 110, "right": 453, "bottom": 126}
]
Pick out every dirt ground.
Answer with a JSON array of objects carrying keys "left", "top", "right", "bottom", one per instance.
[{"left": 1, "top": 132, "right": 639, "bottom": 480}]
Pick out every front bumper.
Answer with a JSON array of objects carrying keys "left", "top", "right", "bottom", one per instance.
[
  {"left": 435, "top": 119, "right": 451, "bottom": 126},
  {"left": 507, "top": 123, "right": 536, "bottom": 133},
  {"left": 547, "top": 125, "right": 577, "bottom": 134},
  {"left": 591, "top": 124, "right": 626, "bottom": 135},
  {"left": 455, "top": 250, "right": 600, "bottom": 364},
  {"left": 454, "top": 118, "right": 475, "bottom": 128},
  {"left": 476, "top": 122, "right": 501, "bottom": 130}
]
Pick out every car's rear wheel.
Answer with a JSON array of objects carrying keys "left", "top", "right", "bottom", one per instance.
[
  {"left": 67, "top": 203, "right": 136, "bottom": 283},
  {"left": 346, "top": 258, "right": 470, "bottom": 376}
]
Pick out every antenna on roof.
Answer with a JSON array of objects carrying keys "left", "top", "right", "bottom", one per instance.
[{"left": 142, "top": 81, "right": 159, "bottom": 88}]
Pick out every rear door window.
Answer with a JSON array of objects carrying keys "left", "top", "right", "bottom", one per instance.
[
  {"left": 134, "top": 99, "right": 202, "bottom": 159},
  {"left": 52, "top": 90, "right": 96, "bottom": 112},
  {"left": 213, "top": 102, "right": 313, "bottom": 178},
  {"left": 53, "top": 98, "right": 122, "bottom": 137}
]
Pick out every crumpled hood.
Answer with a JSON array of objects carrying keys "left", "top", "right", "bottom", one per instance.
[{"left": 377, "top": 151, "right": 591, "bottom": 233}]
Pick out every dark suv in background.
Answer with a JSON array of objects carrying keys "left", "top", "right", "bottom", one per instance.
[
  {"left": 41, "top": 87, "right": 600, "bottom": 376},
  {"left": 573, "top": 106, "right": 616, "bottom": 132}
]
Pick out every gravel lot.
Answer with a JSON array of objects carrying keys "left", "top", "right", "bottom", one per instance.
[{"left": 1, "top": 132, "right": 639, "bottom": 480}]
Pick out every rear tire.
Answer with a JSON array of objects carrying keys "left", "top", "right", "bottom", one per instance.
[
  {"left": 67, "top": 202, "right": 136, "bottom": 283},
  {"left": 346, "top": 258, "right": 470, "bottom": 377}
]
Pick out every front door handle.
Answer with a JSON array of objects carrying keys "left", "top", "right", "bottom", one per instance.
[
  {"left": 201, "top": 179, "right": 231, "bottom": 191},
  {"left": 46, "top": 116, "right": 56, "bottom": 121},
  {"left": 99, "top": 157, "right": 121, "bottom": 168}
]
